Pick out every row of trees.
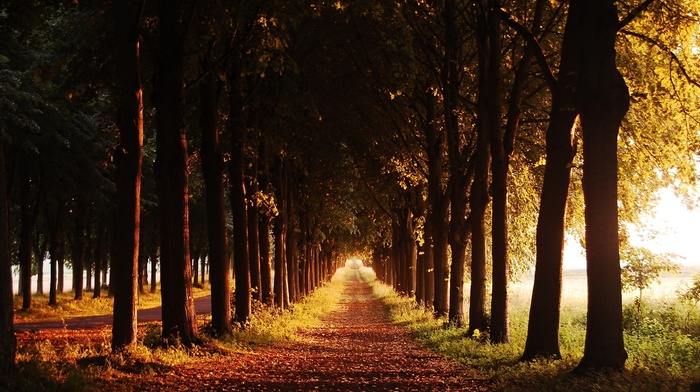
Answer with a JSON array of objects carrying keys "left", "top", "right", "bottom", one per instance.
[
  {"left": 359, "top": 0, "right": 699, "bottom": 373},
  {"left": 1, "top": 0, "right": 699, "bottom": 376}
]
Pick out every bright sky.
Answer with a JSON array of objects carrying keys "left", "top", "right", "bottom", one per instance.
[{"left": 564, "top": 188, "right": 700, "bottom": 269}]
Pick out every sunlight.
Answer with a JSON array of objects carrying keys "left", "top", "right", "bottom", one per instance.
[
  {"left": 344, "top": 258, "right": 364, "bottom": 269},
  {"left": 564, "top": 187, "right": 700, "bottom": 270},
  {"left": 635, "top": 188, "right": 700, "bottom": 266}
]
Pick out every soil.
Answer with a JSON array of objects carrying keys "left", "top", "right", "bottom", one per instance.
[{"left": 16, "top": 274, "right": 491, "bottom": 391}]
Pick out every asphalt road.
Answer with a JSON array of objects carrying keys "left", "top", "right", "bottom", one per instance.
[{"left": 14, "top": 295, "right": 212, "bottom": 332}]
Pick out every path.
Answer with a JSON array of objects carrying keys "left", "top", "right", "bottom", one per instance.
[
  {"left": 122, "top": 273, "right": 490, "bottom": 391},
  {"left": 14, "top": 296, "right": 212, "bottom": 332}
]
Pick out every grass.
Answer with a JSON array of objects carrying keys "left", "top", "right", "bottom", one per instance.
[
  {"left": 368, "top": 267, "right": 700, "bottom": 391},
  {"left": 13, "top": 283, "right": 211, "bottom": 323},
  {"left": 3, "top": 269, "right": 353, "bottom": 392}
]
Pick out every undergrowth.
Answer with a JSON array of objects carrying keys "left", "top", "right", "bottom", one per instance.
[
  {"left": 5, "top": 269, "right": 351, "bottom": 392},
  {"left": 367, "top": 269, "right": 700, "bottom": 392}
]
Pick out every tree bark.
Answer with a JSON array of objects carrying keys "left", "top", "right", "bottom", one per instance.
[
  {"left": 0, "top": 140, "right": 16, "bottom": 375},
  {"left": 521, "top": 0, "right": 579, "bottom": 361},
  {"left": 71, "top": 206, "right": 87, "bottom": 301},
  {"left": 247, "top": 175, "right": 262, "bottom": 303},
  {"left": 575, "top": 0, "right": 629, "bottom": 372},
  {"left": 19, "top": 172, "right": 33, "bottom": 309},
  {"left": 154, "top": 0, "right": 199, "bottom": 347},
  {"left": 467, "top": 4, "right": 492, "bottom": 333},
  {"left": 200, "top": 40, "right": 231, "bottom": 334},
  {"left": 258, "top": 143, "right": 273, "bottom": 305},
  {"left": 482, "top": 5, "right": 509, "bottom": 344},
  {"left": 229, "top": 61, "right": 252, "bottom": 324},
  {"left": 111, "top": 0, "right": 143, "bottom": 351},
  {"left": 442, "top": 0, "right": 462, "bottom": 322}
]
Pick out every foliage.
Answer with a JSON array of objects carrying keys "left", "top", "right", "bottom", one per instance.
[
  {"left": 620, "top": 244, "right": 682, "bottom": 318},
  {"left": 372, "top": 271, "right": 700, "bottom": 391}
]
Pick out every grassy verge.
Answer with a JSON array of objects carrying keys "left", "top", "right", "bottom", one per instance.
[
  {"left": 4, "top": 269, "right": 351, "bottom": 392},
  {"left": 13, "top": 284, "right": 211, "bottom": 323},
  {"left": 365, "top": 269, "right": 700, "bottom": 391}
]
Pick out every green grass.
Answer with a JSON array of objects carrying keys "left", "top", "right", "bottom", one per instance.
[{"left": 368, "top": 267, "right": 700, "bottom": 391}]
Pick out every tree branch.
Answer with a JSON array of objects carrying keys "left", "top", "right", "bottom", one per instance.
[
  {"left": 618, "top": 0, "right": 657, "bottom": 31},
  {"left": 494, "top": 6, "right": 556, "bottom": 91}
]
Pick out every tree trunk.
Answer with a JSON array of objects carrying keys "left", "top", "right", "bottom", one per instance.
[
  {"left": 35, "top": 238, "right": 45, "bottom": 295},
  {"left": 247, "top": 178, "right": 262, "bottom": 303},
  {"left": 442, "top": 0, "right": 462, "bottom": 321},
  {"left": 468, "top": 5, "right": 492, "bottom": 333},
  {"left": 482, "top": 5, "right": 509, "bottom": 344},
  {"left": 285, "top": 173, "right": 298, "bottom": 303},
  {"left": 110, "top": 0, "right": 144, "bottom": 351},
  {"left": 19, "top": 173, "right": 33, "bottom": 310},
  {"left": 521, "top": 0, "right": 579, "bottom": 361},
  {"left": 0, "top": 140, "right": 16, "bottom": 375},
  {"left": 575, "top": 0, "right": 629, "bottom": 372},
  {"left": 150, "top": 254, "right": 157, "bottom": 293},
  {"left": 229, "top": 62, "right": 252, "bottom": 324},
  {"left": 154, "top": 0, "right": 199, "bottom": 347},
  {"left": 273, "top": 157, "right": 288, "bottom": 308},
  {"left": 72, "top": 207, "right": 87, "bottom": 301},
  {"left": 258, "top": 143, "right": 273, "bottom": 305},
  {"left": 199, "top": 41, "right": 231, "bottom": 333}
]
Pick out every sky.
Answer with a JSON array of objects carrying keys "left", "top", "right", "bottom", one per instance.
[{"left": 564, "top": 188, "right": 700, "bottom": 270}]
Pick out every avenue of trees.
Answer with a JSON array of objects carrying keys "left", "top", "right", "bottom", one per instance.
[{"left": 1, "top": 0, "right": 699, "bottom": 376}]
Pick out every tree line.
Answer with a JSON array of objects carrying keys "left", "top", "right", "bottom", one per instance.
[{"left": 1, "top": 0, "right": 699, "bottom": 377}]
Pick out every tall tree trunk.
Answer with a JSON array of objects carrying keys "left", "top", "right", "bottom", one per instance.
[
  {"left": 49, "top": 220, "right": 59, "bottom": 306},
  {"left": 229, "top": 62, "right": 252, "bottom": 324},
  {"left": 0, "top": 140, "right": 16, "bottom": 375},
  {"left": 154, "top": 0, "right": 199, "bottom": 347},
  {"left": 483, "top": 5, "right": 510, "bottom": 344},
  {"left": 285, "top": 169, "right": 298, "bottom": 303},
  {"left": 58, "top": 256, "right": 64, "bottom": 293},
  {"left": 468, "top": 3, "right": 492, "bottom": 333},
  {"left": 93, "top": 227, "right": 104, "bottom": 299},
  {"left": 273, "top": 212, "right": 287, "bottom": 309},
  {"left": 426, "top": 91, "right": 448, "bottom": 315},
  {"left": 521, "top": 1, "right": 579, "bottom": 361},
  {"left": 200, "top": 63, "right": 230, "bottom": 323},
  {"left": 19, "top": 173, "right": 33, "bottom": 310},
  {"left": 199, "top": 45, "right": 231, "bottom": 332},
  {"left": 34, "top": 237, "right": 45, "bottom": 295},
  {"left": 72, "top": 206, "right": 87, "bottom": 301},
  {"left": 247, "top": 173, "right": 262, "bottom": 303},
  {"left": 258, "top": 143, "right": 273, "bottom": 305},
  {"left": 109, "top": 0, "right": 143, "bottom": 339},
  {"left": 575, "top": 0, "right": 629, "bottom": 372},
  {"left": 442, "top": 0, "right": 462, "bottom": 321}
]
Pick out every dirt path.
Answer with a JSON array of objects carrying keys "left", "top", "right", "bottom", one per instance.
[{"left": 121, "top": 273, "right": 490, "bottom": 391}]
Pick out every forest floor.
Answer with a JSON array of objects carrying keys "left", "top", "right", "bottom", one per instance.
[{"left": 14, "top": 273, "right": 490, "bottom": 391}]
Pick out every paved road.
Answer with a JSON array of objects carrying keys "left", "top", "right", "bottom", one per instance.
[{"left": 14, "top": 295, "right": 212, "bottom": 332}]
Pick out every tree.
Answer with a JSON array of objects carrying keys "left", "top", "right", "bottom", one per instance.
[
  {"left": 199, "top": 37, "right": 232, "bottom": 335},
  {"left": 621, "top": 244, "right": 681, "bottom": 320},
  {"left": 153, "top": 0, "right": 199, "bottom": 347},
  {"left": 521, "top": 1, "right": 577, "bottom": 361},
  {"left": 0, "top": 139, "right": 15, "bottom": 374},
  {"left": 111, "top": 0, "right": 144, "bottom": 351},
  {"left": 575, "top": 0, "right": 630, "bottom": 372}
]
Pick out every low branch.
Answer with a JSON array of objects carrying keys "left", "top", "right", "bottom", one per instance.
[{"left": 494, "top": 6, "right": 556, "bottom": 91}]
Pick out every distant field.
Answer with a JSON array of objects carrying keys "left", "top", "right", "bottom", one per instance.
[{"left": 509, "top": 266, "right": 700, "bottom": 310}]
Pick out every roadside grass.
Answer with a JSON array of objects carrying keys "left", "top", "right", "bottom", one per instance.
[
  {"left": 215, "top": 267, "right": 348, "bottom": 350},
  {"left": 13, "top": 283, "right": 211, "bottom": 323},
  {"left": 5, "top": 269, "right": 352, "bottom": 391},
  {"left": 368, "top": 268, "right": 700, "bottom": 391}
]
